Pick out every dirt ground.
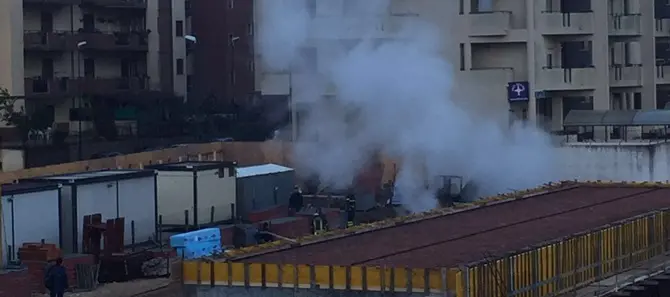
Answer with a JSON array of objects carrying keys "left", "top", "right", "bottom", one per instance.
[{"left": 33, "top": 278, "right": 175, "bottom": 297}]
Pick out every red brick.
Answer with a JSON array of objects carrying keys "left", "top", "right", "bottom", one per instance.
[
  {"left": 248, "top": 205, "right": 288, "bottom": 222},
  {"left": 0, "top": 269, "right": 32, "bottom": 297}
]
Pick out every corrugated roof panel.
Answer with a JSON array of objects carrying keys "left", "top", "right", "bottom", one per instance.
[{"left": 237, "top": 164, "right": 293, "bottom": 178}]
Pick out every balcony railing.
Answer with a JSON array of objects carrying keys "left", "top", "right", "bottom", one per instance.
[
  {"left": 23, "top": 0, "right": 80, "bottom": 5},
  {"left": 538, "top": 12, "right": 594, "bottom": 35},
  {"left": 609, "top": 64, "right": 642, "bottom": 87},
  {"left": 75, "top": 31, "right": 149, "bottom": 51},
  {"left": 24, "top": 78, "right": 74, "bottom": 98},
  {"left": 24, "top": 31, "right": 70, "bottom": 51},
  {"left": 468, "top": 11, "right": 512, "bottom": 37},
  {"left": 536, "top": 67, "right": 597, "bottom": 91},
  {"left": 656, "top": 65, "right": 670, "bottom": 84},
  {"left": 80, "top": 0, "right": 146, "bottom": 9},
  {"left": 79, "top": 77, "right": 150, "bottom": 94},
  {"left": 609, "top": 14, "right": 641, "bottom": 36},
  {"left": 25, "top": 77, "right": 151, "bottom": 98}
]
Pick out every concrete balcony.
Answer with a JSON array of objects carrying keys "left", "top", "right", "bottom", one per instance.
[
  {"left": 656, "top": 19, "right": 670, "bottom": 37},
  {"left": 24, "top": 31, "right": 70, "bottom": 51},
  {"left": 24, "top": 78, "right": 74, "bottom": 99},
  {"left": 609, "top": 14, "right": 641, "bottom": 36},
  {"left": 75, "top": 31, "right": 148, "bottom": 51},
  {"left": 609, "top": 65, "right": 642, "bottom": 87},
  {"left": 656, "top": 65, "right": 670, "bottom": 84},
  {"left": 23, "top": 0, "right": 80, "bottom": 5},
  {"left": 25, "top": 77, "right": 151, "bottom": 98},
  {"left": 80, "top": 0, "right": 146, "bottom": 9},
  {"left": 538, "top": 12, "right": 594, "bottom": 35},
  {"left": 536, "top": 67, "right": 597, "bottom": 91},
  {"left": 467, "top": 11, "right": 512, "bottom": 37},
  {"left": 79, "top": 77, "right": 150, "bottom": 94}
]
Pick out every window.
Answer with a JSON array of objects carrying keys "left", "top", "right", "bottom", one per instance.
[
  {"left": 175, "top": 20, "right": 183, "bottom": 37},
  {"left": 248, "top": 60, "right": 255, "bottom": 71},
  {"left": 83, "top": 58, "right": 95, "bottom": 77},
  {"left": 248, "top": 23, "right": 253, "bottom": 35},
  {"left": 228, "top": 0, "right": 234, "bottom": 9},
  {"left": 176, "top": 58, "right": 184, "bottom": 75},
  {"left": 459, "top": 0, "right": 464, "bottom": 14},
  {"left": 459, "top": 43, "right": 465, "bottom": 70},
  {"left": 634, "top": 92, "right": 642, "bottom": 110}
]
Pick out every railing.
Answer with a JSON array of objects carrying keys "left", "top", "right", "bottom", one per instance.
[
  {"left": 81, "top": 0, "right": 146, "bottom": 8},
  {"left": 182, "top": 261, "right": 457, "bottom": 293},
  {"left": 609, "top": 14, "right": 641, "bottom": 35},
  {"left": 609, "top": 64, "right": 642, "bottom": 87},
  {"left": 468, "top": 11, "right": 512, "bottom": 37},
  {"left": 536, "top": 67, "right": 597, "bottom": 91},
  {"left": 538, "top": 12, "right": 595, "bottom": 35},
  {"left": 461, "top": 209, "right": 669, "bottom": 297}
]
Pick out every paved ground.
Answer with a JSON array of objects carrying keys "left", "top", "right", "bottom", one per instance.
[
  {"left": 33, "top": 278, "right": 172, "bottom": 297},
  {"left": 244, "top": 185, "right": 670, "bottom": 268}
]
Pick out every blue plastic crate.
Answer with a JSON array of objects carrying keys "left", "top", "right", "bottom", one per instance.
[{"left": 170, "top": 228, "right": 221, "bottom": 247}]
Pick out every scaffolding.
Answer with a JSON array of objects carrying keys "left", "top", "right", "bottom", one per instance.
[{"left": 563, "top": 110, "right": 670, "bottom": 142}]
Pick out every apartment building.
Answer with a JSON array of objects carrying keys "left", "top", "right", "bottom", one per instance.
[
  {"left": 0, "top": 0, "right": 188, "bottom": 143},
  {"left": 255, "top": 0, "right": 670, "bottom": 133},
  {"left": 189, "top": 0, "right": 255, "bottom": 109}
]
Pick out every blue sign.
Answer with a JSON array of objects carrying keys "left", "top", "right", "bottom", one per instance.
[{"left": 507, "top": 81, "right": 529, "bottom": 102}]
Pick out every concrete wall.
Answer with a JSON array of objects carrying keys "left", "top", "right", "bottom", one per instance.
[{"left": 559, "top": 141, "right": 670, "bottom": 182}]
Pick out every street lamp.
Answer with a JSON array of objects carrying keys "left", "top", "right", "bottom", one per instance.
[
  {"left": 184, "top": 35, "right": 197, "bottom": 103},
  {"left": 229, "top": 35, "right": 239, "bottom": 108},
  {"left": 76, "top": 40, "right": 87, "bottom": 160}
]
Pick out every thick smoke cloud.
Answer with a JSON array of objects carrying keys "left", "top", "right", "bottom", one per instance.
[{"left": 257, "top": 0, "right": 559, "bottom": 212}]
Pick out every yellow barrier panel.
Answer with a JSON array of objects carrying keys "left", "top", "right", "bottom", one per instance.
[
  {"left": 332, "top": 266, "right": 347, "bottom": 289},
  {"left": 314, "top": 265, "right": 329, "bottom": 288},
  {"left": 213, "top": 262, "right": 229, "bottom": 284},
  {"left": 462, "top": 210, "right": 669, "bottom": 297},
  {"left": 281, "top": 264, "right": 296, "bottom": 287}
]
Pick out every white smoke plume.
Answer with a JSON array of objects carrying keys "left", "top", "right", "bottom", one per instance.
[{"left": 257, "top": 0, "right": 559, "bottom": 212}]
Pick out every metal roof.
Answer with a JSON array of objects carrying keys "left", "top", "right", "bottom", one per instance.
[
  {"left": 237, "top": 164, "right": 293, "bottom": 178},
  {"left": 563, "top": 110, "right": 670, "bottom": 126}
]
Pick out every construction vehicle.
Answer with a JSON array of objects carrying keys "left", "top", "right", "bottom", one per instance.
[{"left": 433, "top": 175, "right": 464, "bottom": 207}]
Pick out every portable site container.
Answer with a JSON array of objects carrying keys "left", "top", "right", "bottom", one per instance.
[
  {"left": 148, "top": 161, "right": 237, "bottom": 228},
  {"left": 1, "top": 182, "right": 62, "bottom": 263},
  {"left": 236, "top": 164, "right": 295, "bottom": 221},
  {"left": 22, "top": 169, "right": 157, "bottom": 253}
]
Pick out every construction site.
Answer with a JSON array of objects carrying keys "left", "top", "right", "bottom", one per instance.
[{"left": 2, "top": 142, "right": 670, "bottom": 297}]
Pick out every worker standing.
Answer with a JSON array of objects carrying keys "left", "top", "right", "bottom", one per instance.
[
  {"left": 345, "top": 194, "right": 356, "bottom": 228},
  {"left": 44, "top": 258, "right": 68, "bottom": 297},
  {"left": 289, "top": 185, "right": 304, "bottom": 214},
  {"left": 311, "top": 208, "right": 329, "bottom": 235}
]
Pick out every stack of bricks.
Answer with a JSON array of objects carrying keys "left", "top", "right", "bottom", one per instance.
[{"left": 17, "top": 243, "right": 62, "bottom": 294}]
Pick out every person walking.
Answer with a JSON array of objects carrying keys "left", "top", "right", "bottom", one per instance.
[{"left": 45, "top": 258, "right": 68, "bottom": 297}]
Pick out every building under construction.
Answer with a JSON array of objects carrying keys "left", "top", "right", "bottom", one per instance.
[{"left": 181, "top": 181, "right": 670, "bottom": 297}]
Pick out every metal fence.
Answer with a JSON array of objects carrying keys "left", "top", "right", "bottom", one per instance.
[{"left": 461, "top": 209, "right": 670, "bottom": 297}]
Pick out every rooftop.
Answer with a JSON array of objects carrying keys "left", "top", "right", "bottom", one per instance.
[
  {"left": 146, "top": 161, "right": 236, "bottom": 171},
  {"left": 21, "top": 169, "right": 154, "bottom": 184},
  {"left": 228, "top": 181, "right": 670, "bottom": 268},
  {"left": 237, "top": 164, "right": 293, "bottom": 178},
  {"left": 2, "top": 182, "right": 60, "bottom": 196}
]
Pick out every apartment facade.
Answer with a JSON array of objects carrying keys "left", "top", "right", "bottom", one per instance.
[
  {"left": 190, "top": 0, "right": 255, "bottom": 110},
  {"left": 255, "top": 0, "right": 670, "bottom": 133},
  {"left": 0, "top": 0, "right": 188, "bottom": 143}
]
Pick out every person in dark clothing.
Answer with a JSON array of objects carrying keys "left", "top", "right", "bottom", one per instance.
[
  {"left": 288, "top": 185, "right": 304, "bottom": 213},
  {"left": 45, "top": 258, "right": 68, "bottom": 297}
]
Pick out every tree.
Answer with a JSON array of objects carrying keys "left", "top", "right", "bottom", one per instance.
[
  {"left": 0, "top": 88, "right": 52, "bottom": 142},
  {"left": 0, "top": 88, "right": 28, "bottom": 139}
]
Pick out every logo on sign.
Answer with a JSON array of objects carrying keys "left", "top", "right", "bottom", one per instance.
[{"left": 507, "top": 81, "right": 529, "bottom": 102}]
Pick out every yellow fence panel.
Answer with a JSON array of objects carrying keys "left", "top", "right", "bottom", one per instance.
[{"left": 462, "top": 210, "right": 669, "bottom": 297}]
